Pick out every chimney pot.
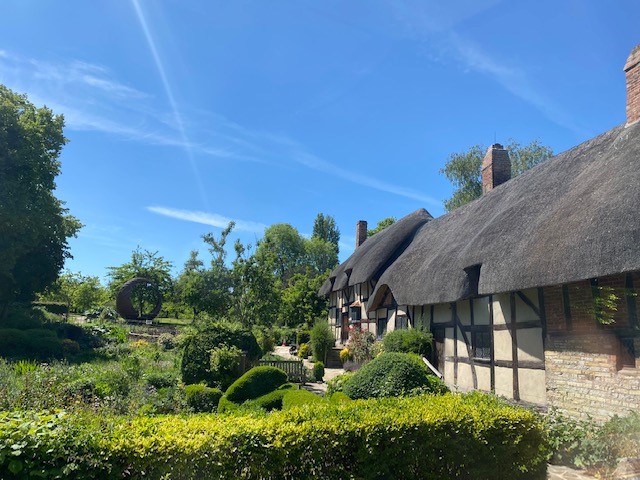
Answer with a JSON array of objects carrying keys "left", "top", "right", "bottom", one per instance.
[
  {"left": 356, "top": 220, "right": 367, "bottom": 248},
  {"left": 625, "top": 44, "right": 640, "bottom": 126},
  {"left": 481, "top": 144, "right": 511, "bottom": 194}
]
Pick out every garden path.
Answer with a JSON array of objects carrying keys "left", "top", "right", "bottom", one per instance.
[{"left": 547, "top": 465, "right": 596, "bottom": 479}]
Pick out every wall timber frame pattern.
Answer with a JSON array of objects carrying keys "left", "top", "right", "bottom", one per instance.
[{"left": 431, "top": 289, "right": 547, "bottom": 405}]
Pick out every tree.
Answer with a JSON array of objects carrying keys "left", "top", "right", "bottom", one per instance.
[
  {"left": 304, "top": 237, "right": 338, "bottom": 277},
  {"left": 255, "top": 224, "right": 306, "bottom": 285},
  {"left": 440, "top": 140, "right": 553, "bottom": 212},
  {"left": 368, "top": 217, "right": 396, "bottom": 237},
  {"left": 278, "top": 273, "right": 328, "bottom": 327},
  {"left": 312, "top": 213, "right": 340, "bottom": 255},
  {"left": 107, "top": 247, "right": 173, "bottom": 317},
  {"left": 0, "top": 85, "right": 82, "bottom": 319},
  {"left": 40, "top": 271, "right": 106, "bottom": 313}
]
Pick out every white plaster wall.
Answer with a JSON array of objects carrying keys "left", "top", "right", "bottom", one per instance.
[
  {"left": 515, "top": 289, "right": 539, "bottom": 323},
  {"left": 473, "top": 297, "right": 490, "bottom": 325},
  {"left": 494, "top": 366, "right": 513, "bottom": 398},
  {"left": 493, "top": 294, "right": 509, "bottom": 325},
  {"left": 457, "top": 301, "right": 471, "bottom": 325},
  {"left": 518, "top": 369, "right": 547, "bottom": 405},
  {"left": 433, "top": 304, "right": 450, "bottom": 324},
  {"left": 457, "top": 364, "right": 473, "bottom": 390},
  {"left": 476, "top": 365, "right": 491, "bottom": 392},
  {"left": 493, "top": 330, "right": 513, "bottom": 361},
  {"left": 517, "top": 328, "right": 544, "bottom": 363}
]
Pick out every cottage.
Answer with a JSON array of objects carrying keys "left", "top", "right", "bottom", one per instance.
[{"left": 320, "top": 44, "right": 640, "bottom": 420}]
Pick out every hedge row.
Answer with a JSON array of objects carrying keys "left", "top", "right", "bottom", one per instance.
[{"left": 0, "top": 393, "right": 547, "bottom": 479}]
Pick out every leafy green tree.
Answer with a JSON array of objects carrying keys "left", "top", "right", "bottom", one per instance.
[
  {"left": 279, "top": 273, "right": 329, "bottom": 327},
  {"left": 40, "top": 271, "right": 106, "bottom": 313},
  {"left": 255, "top": 224, "right": 306, "bottom": 285},
  {"left": 368, "top": 217, "right": 396, "bottom": 237},
  {"left": 312, "top": 213, "right": 340, "bottom": 255},
  {"left": 304, "top": 237, "right": 338, "bottom": 277},
  {"left": 441, "top": 140, "right": 553, "bottom": 212},
  {"left": 0, "top": 85, "right": 82, "bottom": 319},
  {"left": 231, "top": 241, "right": 281, "bottom": 327},
  {"left": 107, "top": 247, "right": 173, "bottom": 317}
]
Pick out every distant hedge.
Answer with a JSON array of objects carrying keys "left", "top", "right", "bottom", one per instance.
[
  {"left": 225, "top": 366, "right": 288, "bottom": 404},
  {"left": 0, "top": 393, "right": 547, "bottom": 479}
]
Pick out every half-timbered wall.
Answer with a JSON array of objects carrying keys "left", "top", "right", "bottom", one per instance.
[
  {"left": 428, "top": 289, "right": 547, "bottom": 406},
  {"left": 328, "top": 281, "right": 376, "bottom": 344}
]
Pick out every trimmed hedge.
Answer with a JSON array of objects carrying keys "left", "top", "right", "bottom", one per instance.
[
  {"left": 0, "top": 393, "right": 547, "bottom": 479},
  {"left": 281, "top": 388, "right": 324, "bottom": 410},
  {"left": 224, "top": 366, "right": 288, "bottom": 404},
  {"left": 185, "top": 384, "right": 223, "bottom": 413},
  {"left": 343, "top": 352, "right": 445, "bottom": 399}
]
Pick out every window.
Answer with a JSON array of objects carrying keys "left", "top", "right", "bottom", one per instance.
[
  {"left": 350, "top": 307, "right": 361, "bottom": 322},
  {"left": 377, "top": 317, "right": 387, "bottom": 339},
  {"left": 472, "top": 331, "right": 491, "bottom": 360},
  {"left": 395, "top": 315, "right": 408, "bottom": 330}
]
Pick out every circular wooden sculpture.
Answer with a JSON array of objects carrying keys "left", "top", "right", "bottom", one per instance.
[{"left": 115, "top": 277, "right": 162, "bottom": 321}]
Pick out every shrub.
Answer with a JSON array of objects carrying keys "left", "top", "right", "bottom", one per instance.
[
  {"left": 326, "top": 372, "right": 354, "bottom": 397},
  {"left": 244, "top": 389, "right": 288, "bottom": 412},
  {"left": 347, "top": 330, "right": 377, "bottom": 364},
  {"left": 297, "top": 343, "right": 309, "bottom": 358},
  {"left": 296, "top": 329, "right": 311, "bottom": 346},
  {"left": 0, "top": 329, "right": 27, "bottom": 357},
  {"left": 31, "top": 301, "right": 69, "bottom": 315},
  {"left": 252, "top": 326, "right": 275, "bottom": 355},
  {"left": 312, "top": 362, "right": 324, "bottom": 382},
  {"left": 310, "top": 321, "right": 334, "bottom": 363},
  {"left": 339, "top": 347, "right": 351, "bottom": 364},
  {"left": 146, "top": 372, "right": 177, "bottom": 390},
  {"left": 282, "top": 388, "right": 324, "bottom": 410},
  {"left": 343, "top": 352, "right": 442, "bottom": 399},
  {"left": 0, "top": 394, "right": 547, "bottom": 479},
  {"left": 61, "top": 338, "right": 81, "bottom": 356},
  {"left": 185, "top": 384, "right": 223, "bottom": 413},
  {"left": 329, "top": 392, "right": 352, "bottom": 404},
  {"left": 383, "top": 328, "right": 433, "bottom": 357},
  {"left": 157, "top": 333, "right": 176, "bottom": 350},
  {"left": 224, "top": 366, "right": 288, "bottom": 404},
  {"left": 209, "top": 344, "right": 244, "bottom": 390},
  {"left": 181, "top": 324, "right": 260, "bottom": 387},
  {"left": 1, "top": 307, "right": 44, "bottom": 330}
]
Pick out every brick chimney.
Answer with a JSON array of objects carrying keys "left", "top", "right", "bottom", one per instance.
[
  {"left": 625, "top": 44, "right": 640, "bottom": 126},
  {"left": 481, "top": 143, "right": 511, "bottom": 194},
  {"left": 355, "top": 220, "right": 367, "bottom": 248}
]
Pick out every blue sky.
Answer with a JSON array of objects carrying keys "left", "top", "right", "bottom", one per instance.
[{"left": 1, "top": 1, "right": 638, "bottom": 281}]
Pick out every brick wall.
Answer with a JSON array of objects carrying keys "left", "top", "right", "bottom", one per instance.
[{"left": 543, "top": 272, "right": 640, "bottom": 420}]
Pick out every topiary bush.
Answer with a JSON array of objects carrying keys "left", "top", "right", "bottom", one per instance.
[
  {"left": 185, "top": 384, "right": 223, "bottom": 413},
  {"left": 297, "top": 343, "right": 309, "bottom": 359},
  {"left": 224, "top": 366, "right": 288, "bottom": 404},
  {"left": 312, "top": 362, "right": 324, "bottom": 382},
  {"left": 310, "top": 321, "right": 334, "bottom": 363},
  {"left": 383, "top": 328, "right": 433, "bottom": 358},
  {"left": 326, "top": 372, "right": 354, "bottom": 397},
  {"left": 180, "top": 323, "right": 261, "bottom": 387},
  {"left": 343, "top": 352, "right": 444, "bottom": 399},
  {"left": 209, "top": 344, "right": 244, "bottom": 390},
  {"left": 296, "top": 329, "right": 311, "bottom": 346},
  {"left": 282, "top": 388, "right": 324, "bottom": 410}
]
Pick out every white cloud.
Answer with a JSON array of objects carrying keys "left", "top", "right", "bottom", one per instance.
[{"left": 147, "top": 206, "right": 267, "bottom": 233}]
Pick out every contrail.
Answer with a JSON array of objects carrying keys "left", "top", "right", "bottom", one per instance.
[{"left": 131, "top": 0, "right": 209, "bottom": 209}]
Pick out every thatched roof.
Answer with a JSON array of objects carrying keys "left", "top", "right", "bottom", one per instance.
[
  {"left": 318, "top": 208, "right": 432, "bottom": 296},
  {"left": 366, "top": 122, "right": 640, "bottom": 309}
]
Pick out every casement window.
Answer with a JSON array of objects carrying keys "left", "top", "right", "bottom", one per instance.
[
  {"left": 350, "top": 306, "right": 361, "bottom": 322},
  {"left": 471, "top": 330, "right": 491, "bottom": 360},
  {"left": 377, "top": 317, "right": 387, "bottom": 339},
  {"left": 395, "top": 315, "right": 408, "bottom": 330}
]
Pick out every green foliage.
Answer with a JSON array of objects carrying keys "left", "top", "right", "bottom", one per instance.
[
  {"left": 224, "top": 366, "right": 288, "bottom": 404},
  {"left": 38, "top": 271, "right": 106, "bottom": 314},
  {"left": 329, "top": 392, "right": 352, "bottom": 404},
  {"left": 326, "top": 372, "right": 354, "bottom": 397},
  {"left": 243, "top": 389, "right": 288, "bottom": 412},
  {"left": 312, "top": 362, "right": 324, "bottom": 381},
  {"left": 30, "top": 302, "right": 68, "bottom": 316},
  {"left": 145, "top": 372, "right": 177, "bottom": 390},
  {"left": 184, "top": 384, "right": 223, "bottom": 413},
  {"left": 0, "top": 85, "right": 82, "bottom": 314},
  {"left": 544, "top": 410, "right": 640, "bottom": 475},
  {"left": 343, "top": 352, "right": 445, "bottom": 399},
  {"left": 383, "top": 328, "right": 433, "bottom": 357},
  {"left": 281, "top": 388, "right": 324, "bottom": 409},
  {"left": 367, "top": 217, "right": 396, "bottom": 236},
  {"left": 297, "top": 343, "right": 309, "bottom": 358},
  {"left": 0, "top": 393, "right": 546, "bottom": 479},
  {"left": 312, "top": 213, "right": 340, "bottom": 255},
  {"left": 0, "top": 329, "right": 66, "bottom": 360},
  {"left": 339, "top": 347, "right": 351, "bottom": 363},
  {"left": 252, "top": 326, "right": 275, "bottom": 355},
  {"left": 347, "top": 330, "right": 378, "bottom": 364},
  {"left": 441, "top": 140, "right": 553, "bottom": 212},
  {"left": 156, "top": 333, "right": 176, "bottom": 350},
  {"left": 310, "top": 321, "right": 334, "bottom": 363},
  {"left": 279, "top": 274, "right": 329, "bottom": 327},
  {"left": 209, "top": 344, "right": 244, "bottom": 390},
  {"left": 296, "top": 330, "right": 311, "bottom": 345},
  {"left": 180, "top": 323, "right": 260, "bottom": 387}
]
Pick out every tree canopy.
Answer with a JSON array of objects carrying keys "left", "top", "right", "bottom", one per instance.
[
  {"left": 0, "top": 85, "right": 81, "bottom": 318},
  {"left": 312, "top": 213, "right": 340, "bottom": 255},
  {"left": 440, "top": 139, "right": 553, "bottom": 212},
  {"left": 368, "top": 217, "right": 396, "bottom": 237}
]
